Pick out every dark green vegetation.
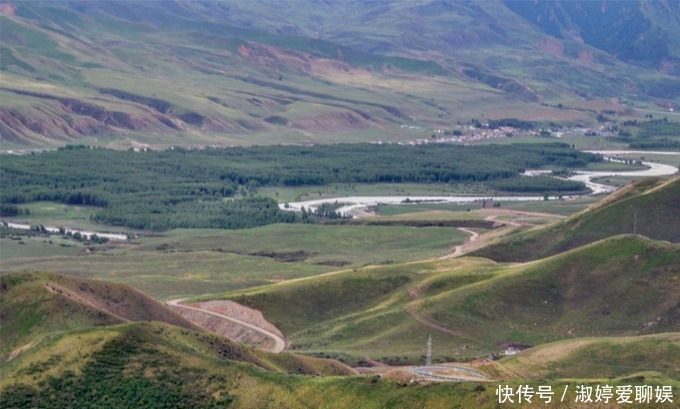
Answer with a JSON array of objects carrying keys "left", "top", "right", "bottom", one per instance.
[
  {"left": 473, "top": 177, "right": 680, "bottom": 262},
  {"left": 487, "top": 176, "right": 587, "bottom": 194},
  {"left": 0, "top": 143, "right": 595, "bottom": 230},
  {"left": 0, "top": 203, "right": 29, "bottom": 217},
  {"left": 637, "top": 120, "right": 680, "bottom": 139},
  {"left": 2, "top": 1, "right": 680, "bottom": 148},
  {"left": 612, "top": 119, "right": 680, "bottom": 150},
  {"left": 208, "top": 235, "right": 680, "bottom": 365}
]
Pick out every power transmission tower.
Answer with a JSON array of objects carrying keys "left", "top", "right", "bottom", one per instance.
[{"left": 426, "top": 335, "right": 432, "bottom": 366}]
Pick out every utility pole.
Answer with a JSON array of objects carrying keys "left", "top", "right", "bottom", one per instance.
[
  {"left": 426, "top": 335, "right": 432, "bottom": 366},
  {"left": 633, "top": 211, "right": 637, "bottom": 235}
]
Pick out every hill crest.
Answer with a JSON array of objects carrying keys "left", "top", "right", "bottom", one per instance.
[{"left": 471, "top": 176, "right": 680, "bottom": 262}]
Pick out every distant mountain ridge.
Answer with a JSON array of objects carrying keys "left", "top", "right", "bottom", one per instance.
[
  {"left": 1, "top": 0, "right": 679, "bottom": 147},
  {"left": 504, "top": 0, "right": 680, "bottom": 75}
]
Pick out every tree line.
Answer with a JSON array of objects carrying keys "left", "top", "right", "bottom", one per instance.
[{"left": 0, "top": 143, "right": 597, "bottom": 230}]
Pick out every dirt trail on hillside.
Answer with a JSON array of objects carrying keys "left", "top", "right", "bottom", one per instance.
[
  {"left": 439, "top": 210, "right": 564, "bottom": 259},
  {"left": 404, "top": 303, "right": 471, "bottom": 339},
  {"left": 165, "top": 209, "right": 564, "bottom": 353},
  {"left": 167, "top": 299, "right": 286, "bottom": 353},
  {"left": 440, "top": 227, "right": 479, "bottom": 259}
]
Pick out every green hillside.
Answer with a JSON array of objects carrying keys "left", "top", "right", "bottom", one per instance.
[
  {"left": 2, "top": 1, "right": 680, "bottom": 148},
  {"left": 499, "top": 333, "right": 680, "bottom": 380},
  {"left": 4, "top": 321, "right": 675, "bottom": 409},
  {"left": 472, "top": 176, "right": 680, "bottom": 262},
  {"left": 210, "top": 235, "right": 680, "bottom": 364},
  {"left": 0, "top": 322, "right": 357, "bottom": 409},
  {"left": 0, "top": 271, "right": 205, "bottom": 362}
]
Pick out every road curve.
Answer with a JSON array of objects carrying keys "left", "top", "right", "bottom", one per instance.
[
  {"left": 410, "top": 365, "right": 488, "bottom": 382},
  {"left": 167, "top": 298, "right": 286, "bottom": 353},
  {"left": 440, "top": 227, "right": 479, "bottom": 259}
]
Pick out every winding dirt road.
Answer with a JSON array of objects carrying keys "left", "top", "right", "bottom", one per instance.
[
  {"left": 439, "top": 209, "right": 561, "bottom": 259},
  {"left": 167, "top": 298, "right": 286, "bottom": 353},
  {"left": 440, "top": 227, "right": 479, "bottom": 259}
]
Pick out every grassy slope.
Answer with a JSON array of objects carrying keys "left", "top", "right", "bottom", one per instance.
[
  {"left": 0, "top": 322, "right": 356, "bottom": 409},
  {"left": 3, "top": 1, "right": 679, "bottom": 148},
  {"left": 0, "top": 273, "right": 356, "bottom": 378},
  {"left": 471, "top": 177, "right": 680, "bottom": 262},
  {"left": 0, "top": 223, "right": 466, "bottom": 299},
  {"left": 427, "top": 235, "right": 680, "bottom": 344},
  {"left": 0, "top": 271, "right": 200, "bottom": 361},
  {"left": 216, "top": 0, "right": 680, "bottom": 102},
  {"left": 0, "top": 2, "right": 515, "bottom": 147},
  {"left": 210, "top": 235, "right": 680, "bottom": 364},
  {"left": 4, "top": 322, "right": 675, "bottom": 409},
  {"left": 499, "top": 333, "right": 680, "bottom": 380}
]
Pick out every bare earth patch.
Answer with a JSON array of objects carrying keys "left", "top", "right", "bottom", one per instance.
[
  {"left": 167, "top": 299, "right": 288, "bottom": 352},
  {"left": 187, "top": 300, "right": 286, "bottom": 343}
]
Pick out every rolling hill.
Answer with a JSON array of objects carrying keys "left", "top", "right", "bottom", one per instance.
[
  {"left": 0, "top": 271, "right": 200, "bottom": 362},
  {"left": 2, "top": 249, "right": 678, "bottom": 408},
  {"left": 2, "top": 0, "right": 680, "bottom": 148},
  {"left": 471, "top": 176, "right": 680, "bottom": 262},
  {"left": 4, "top": 273, "right": 645, "bottom": 409},
  {"left": 5, "top": 321, "right": 676, "bottom": 408},
  {"left": 206, "top": 235, "right": 680, "bottom": 365},
  {"left": 499, "top": 333, "right": 680, "bottom": 381},
  {"left": 0, "top": 271, "right": 354, "bottom": 378},
  {"left": 0, "top": 322, "right": 362, "bottom": 409}
]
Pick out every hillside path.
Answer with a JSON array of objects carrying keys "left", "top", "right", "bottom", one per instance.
[
  {"left": 439, "top": 209, "right": 560, "bottom": 259},
  {"left": 440, "top": 228, "right": 479, "bottom": 259},
  {"left": 167, "top": 298, "right": 286, "bottom": 353}
]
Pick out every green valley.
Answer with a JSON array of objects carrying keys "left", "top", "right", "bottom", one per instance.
[{"left": 2, "top": 1, "right": 680, "bottom": 407}]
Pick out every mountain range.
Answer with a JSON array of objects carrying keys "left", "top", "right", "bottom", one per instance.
[{"left": 1, "top": 0, "right": 679, "bottom": 148}]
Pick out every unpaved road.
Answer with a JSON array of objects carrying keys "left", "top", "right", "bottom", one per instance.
[
  {"left": 440, "top": 228, "right": 479, "bottom": 259},
  {"left": 439, "top": 209, "right": 563, "bottom": 259},
  {"left": 410, "top": 365, "right": 488, "bottom": 382},
  {"left": 167, "top": 298, "right": 286, "bottom": 353}
]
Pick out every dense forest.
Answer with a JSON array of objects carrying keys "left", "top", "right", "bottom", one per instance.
[
  {"left": 0, "top": 143, "right": 597, "bottom": 230},
  {"left": 619, "top": 120, "right": 680, "bottom": 150},
  {"left": 487, "top": 176, "right": 587, "bottom": 193}
]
